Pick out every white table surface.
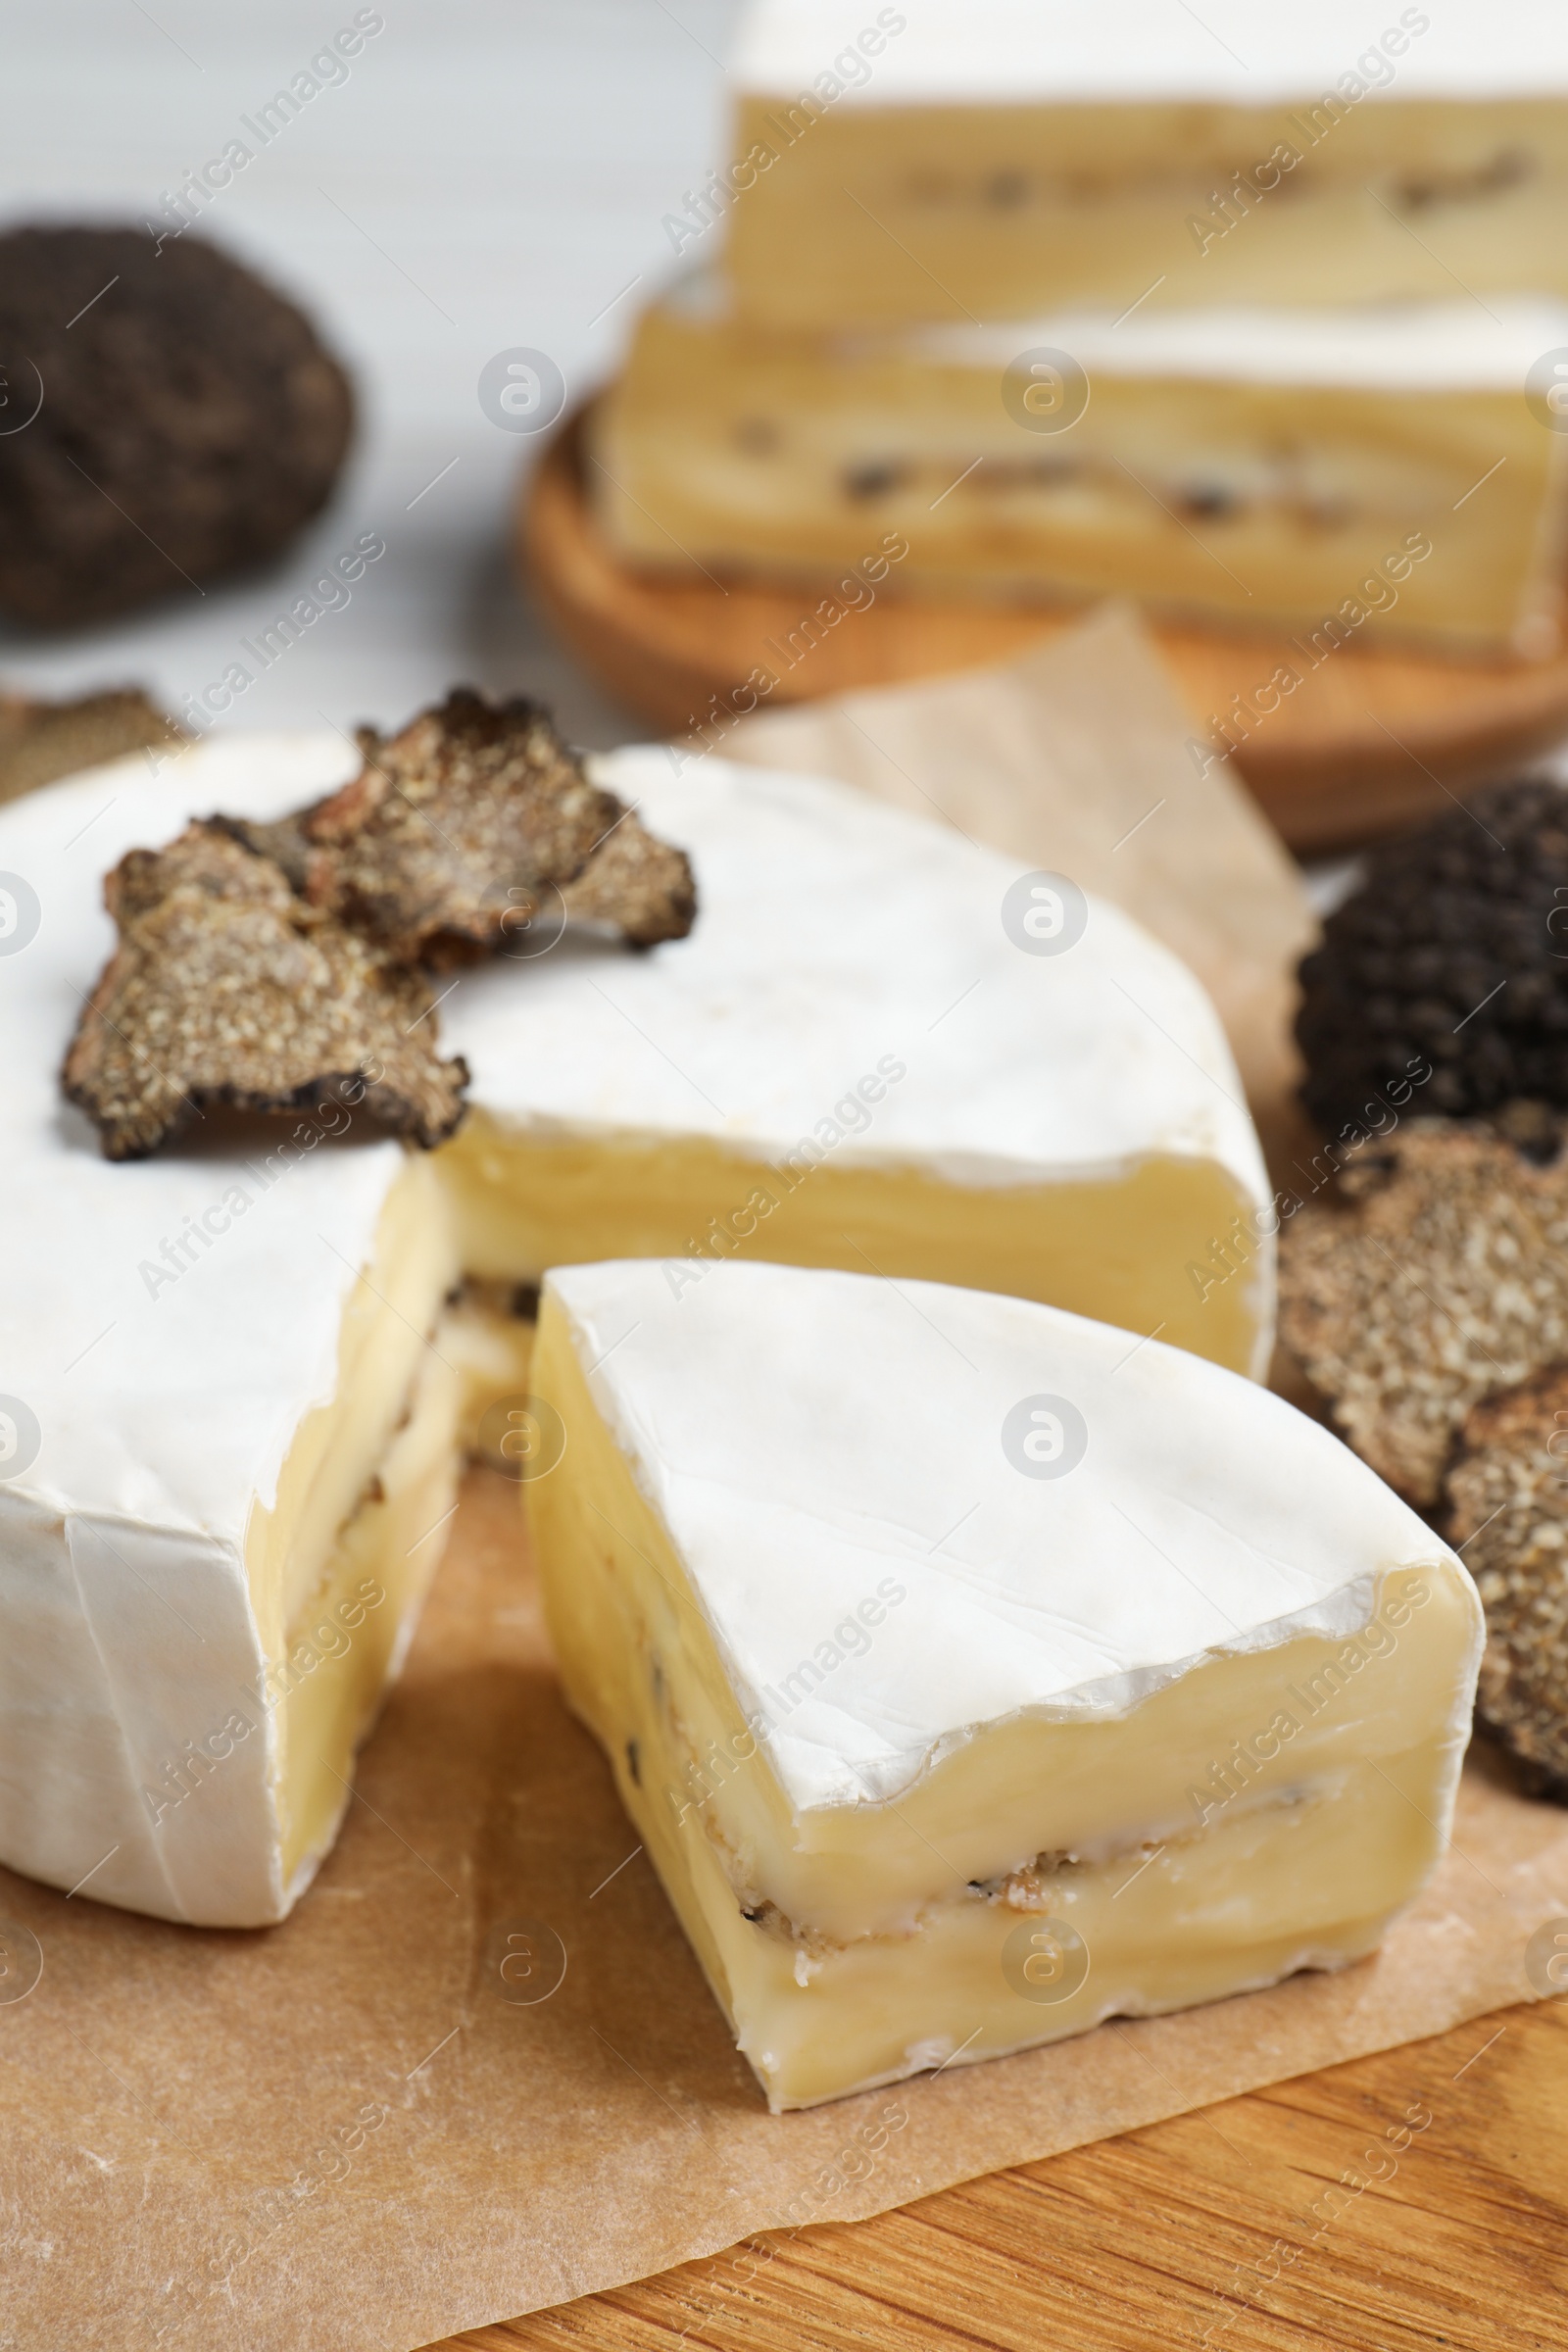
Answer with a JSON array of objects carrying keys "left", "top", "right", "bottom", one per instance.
[{"left": 0, "top": 0, "right": 741, "bottom": 752}]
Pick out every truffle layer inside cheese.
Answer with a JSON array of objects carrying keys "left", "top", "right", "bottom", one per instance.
[
  {"left": 594, "top": 285, "right": 1568, "bottom": 653},
  {"left": 531, "top": 1258, "right": 1482, "bottom": 2110}
]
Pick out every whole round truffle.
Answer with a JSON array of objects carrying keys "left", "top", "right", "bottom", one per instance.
[
  {"left": 1296, "top": 780, "right": 1568, "bottom": 1136},
  {"left": 0, "top": 224, "right": 354, "bottom": 628}
]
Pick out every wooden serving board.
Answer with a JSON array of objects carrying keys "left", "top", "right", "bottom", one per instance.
[
  {"left": 519, "top": 414, "right": 1568, "bottom": 856},
  {"left": 441, "top": 1994, "right": 1568, "bottom": 2351}
]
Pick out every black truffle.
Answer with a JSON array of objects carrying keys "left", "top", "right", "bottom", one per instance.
[
  {"left": 62, "top": 821, "right": 468, "bottom": 1160},
  {"left": 0, "top": 224, "right": 353, "bottom": 628},
  {"left": 230, "top": 688, "right": 697, "bottom": 965},
  {"left": 1277, "top": 1114, "right": 1568, "bottom": 1508},
  {"left": 1296, "top": 779, "right": 1568, "bottom": 1135}
]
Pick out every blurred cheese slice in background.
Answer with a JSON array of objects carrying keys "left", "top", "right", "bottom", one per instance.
[
  {"left": 726, "top": 0, "right": 1568, "bottom": 326},
  {"left": 531, "top": 1258, "right": 1484, "bottom": 2111},
  {"left": 593, "top": 280, "right": 1568, "bottom": 655},
  {"left": 0, "top": 730, "right": 1268, "bottom": 1925}
]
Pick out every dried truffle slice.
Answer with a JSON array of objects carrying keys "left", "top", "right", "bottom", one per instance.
[
  {"left": 560, "top": 807, "right": 698, "bottom": 946},
  {"left": 218, "top": 805, "right": 314, "bottom": 897},
  {"left": 0, "top": 686, "right": 183, "bottom": 806},
  {"left": 254, "top": 689, "right": 696, "bottom": 964},
  {"left": 1446, "top": 1367, "right": 1568, "bottom": 1800},
  {"left": 1277, "top": 1116, "right": 1568, "bottom": 1505},
  {"left": 1296, "top": 778, "right": 1568, "bottom": 1135},
  {"left": 62, "top": 822, "right": 468, "bottom": 1159}
]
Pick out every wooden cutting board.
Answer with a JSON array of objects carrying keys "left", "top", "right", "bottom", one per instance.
[
  {"left": 518, "top": 413, "right": 1568, "bottom": 856},
  {"left": 440, "top": 1992, "right": 1568, "bottom": 2350}
]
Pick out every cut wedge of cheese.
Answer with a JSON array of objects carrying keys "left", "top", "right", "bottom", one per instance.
[
  {"left": 725, "top": 1, "right": 1568, "bottom": 325},
  {"left": 594, "top": 277, "right": 1568, "bottom": 654},
  {"left": 0, "top": 727, "right": 1269, "bottom": 1926},
  {"left": 530, "top": 1258, "right": 1483, "bottom": 2110},
  {"left": 438, "top": 745, "right": 1273, "bottom": 1376}
]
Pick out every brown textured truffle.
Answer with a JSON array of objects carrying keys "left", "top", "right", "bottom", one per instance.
[
  {"left": 0, "top": 687, "right": 184, "bottom": 806},
  {"left": 560, "top": 806, "right": 699, "bottom": 946},
  {"left": 1277, "top": 1116, "right": 1568, "bottom": 1506},
  {"left": 1446, "top": 1367, "right": 1568, "bottom": 1799},
  {"left": 232, "top": 689, "right": 696, "bottom": 965},
  {"left": 62, "top": 822, "right": 467, "bottom": 1158},
  {"left": 0, "top": 224, "right": 353, "bottom": 628}
]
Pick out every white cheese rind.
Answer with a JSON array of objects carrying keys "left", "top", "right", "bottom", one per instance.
[
  {"left": 668, "top": 263, "right": 1568, "bottom": 389},
  {"left": 734, "top": 1, "right": 1568, "bottom": 105},
  {"left": 911, "top": 298, "right": 1568, "bottom": 391},
  {"left": 444, "top": 747, "right": 1267, "bottom": 1210},
  {"left": 0, "top": 1495, "right": 276, "bottom": 1923},
  {"left": 546, "top": 1258, "right": 1469, "bottom": 1814}
]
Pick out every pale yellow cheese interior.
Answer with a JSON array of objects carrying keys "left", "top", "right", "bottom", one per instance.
[
  {"left": 531, "top": 1298, "right": 1478, "bottom": 2110},
  {"left": 440, "top": 1110, "right": 1266, "bottom": 1377},
  {"left": 242, "top": 1154, "right": 462, "bottom": 1897},
  {"left": 275, "top": 1343, "right": 460, "bottom": 1891},
  {"left": 441, "top": 1280, "right": 539, "bottom": 1462},
  {"left": 247, "top": 1154, "right": 459, "bottom": 1642},
  {"left": 593, "top": 296, "right": 1565, "bottom": 651},
  {"left": 726, "top": 94, "right": 1568, "bottom": 326}
]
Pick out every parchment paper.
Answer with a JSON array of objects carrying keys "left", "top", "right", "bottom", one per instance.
[{"left": 4, "top": 608, "right": 1566, "bottom": 2352}]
